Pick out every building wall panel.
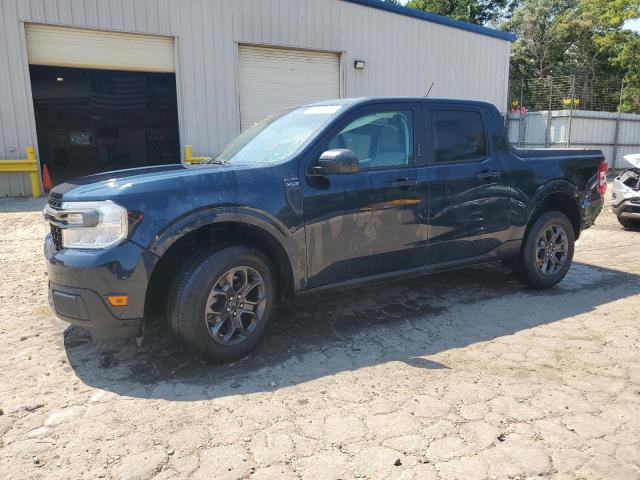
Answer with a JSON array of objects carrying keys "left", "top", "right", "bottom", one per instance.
[
  {"left": 0, "top": 0, "right": 511, "bottom": 196},
  {"left": 121, "top": 0, "right": 137, "bottom": 32},
  {"left": 106, "top": 0, "right": 124, "bottom": 31},
  {"left": 1, "top": 1, "right": 39, "bottom": 195},
  {"left": 29, "top": 0, "right": 46, "bottom": 22},
  {"left": 56, "top": 0, "right": 73, "bottom": 24}
]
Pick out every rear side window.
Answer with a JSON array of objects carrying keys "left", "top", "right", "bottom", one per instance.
[{"left": 432, "top": 110, "right": 488, "bottom": 163}]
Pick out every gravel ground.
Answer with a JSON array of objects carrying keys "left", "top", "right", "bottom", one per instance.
[{"left": 0, "top": 185, "right": 639, "bottom": 480}]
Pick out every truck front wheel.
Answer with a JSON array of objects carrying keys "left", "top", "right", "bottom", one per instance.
[
  {"left": 168, "top": 245, "right": 276, "bottom": 362},
  {"left": 515, "top": 211, "right": 575, "bottom": 289}
]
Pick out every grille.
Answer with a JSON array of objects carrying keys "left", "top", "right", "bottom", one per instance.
[
  {"left": 48, "top": 193, "right": 63, "bottom": 250},
  {"left": 48, "top": 193, "right": 63, "bottom": 210},
  {"left": 50, "top": 224, "right": 63, "bottom": 251}
]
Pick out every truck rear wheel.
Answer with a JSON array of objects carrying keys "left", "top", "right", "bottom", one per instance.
[
  {"left": 515, "top": 211, "right": 575, "bottom": 289},
  {"left": 168, "top": 245, "right": 276, "bottom": 362}
]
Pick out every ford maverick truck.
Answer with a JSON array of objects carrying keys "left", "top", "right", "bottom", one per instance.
[{"left": 44, "top": 98, "right": 607, "bottom": 361}]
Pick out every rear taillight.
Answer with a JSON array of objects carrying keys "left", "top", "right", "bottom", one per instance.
[{"left": 598, "top": 161, "right": 608, "bottom": 195}]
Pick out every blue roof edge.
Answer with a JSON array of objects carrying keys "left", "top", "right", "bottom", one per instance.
[{"left": 343, "top": 0, "right": 517, "bottom": 42}]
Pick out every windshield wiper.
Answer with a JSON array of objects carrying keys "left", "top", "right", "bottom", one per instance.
[
  {"left": 200, "top": 156, "right": 228, "bottom": 165},
  {"left": 197, "top": 149, "right": 231, "bottom": 165}
]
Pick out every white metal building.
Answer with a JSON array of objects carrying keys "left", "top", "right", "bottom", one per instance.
[{"left": 0, "top": 0, "right": 514, "bottom": 196}]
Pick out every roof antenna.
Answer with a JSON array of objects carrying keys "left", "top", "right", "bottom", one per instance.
[{"left": 425, "top": 81, "right": 435, "bottom": 98}]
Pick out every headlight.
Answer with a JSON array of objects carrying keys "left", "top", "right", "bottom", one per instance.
[{"left": 46, "top": 201, "right": 128, "bottom": 249}]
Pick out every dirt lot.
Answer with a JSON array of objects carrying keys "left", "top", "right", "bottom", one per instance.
[{"left": 0, "top": 187, "right": 639, "bottom": 480}]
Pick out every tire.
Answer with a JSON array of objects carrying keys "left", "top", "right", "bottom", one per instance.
[
  {"left": 515, "top": 211, "right": 575, "bottom": 289},
  {"left": 617, "top": 216, "right": 640, "bottom": 230},
  {"left": 168, "top": 245, "right": 277, "bottom": 362}
]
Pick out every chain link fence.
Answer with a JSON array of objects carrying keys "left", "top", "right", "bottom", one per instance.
[
  {"left": 508, "top": 76, "right": 624, "bottom": 114},
  {"left": 506, "top": 76, "right": 640, "bottom": 170}
]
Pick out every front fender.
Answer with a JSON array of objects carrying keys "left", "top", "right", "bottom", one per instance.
[{"left": 143, "top": 206, "right": 307, "bottom": 290}]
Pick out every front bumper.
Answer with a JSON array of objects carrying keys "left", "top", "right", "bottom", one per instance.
[
  {"left": 612, "top": 198, "right": 640, "bottom": 220},
  {"left": 45, "top": 235, "right": 157, "bottom": 337},
  {"left": 48, "top": 281, "right": 141, "bottom": 338}
]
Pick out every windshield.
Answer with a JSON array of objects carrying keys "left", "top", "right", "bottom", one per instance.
[{"left": 211, "top": 105, "right": 343, "bottom": 165}]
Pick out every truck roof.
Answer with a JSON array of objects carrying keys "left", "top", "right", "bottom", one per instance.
[{"left": 309, "top": 97, "right": 497, "bottom": 110}]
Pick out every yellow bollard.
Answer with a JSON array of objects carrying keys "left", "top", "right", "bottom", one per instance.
[
  {"left": 183, "top": 145, "right": 209, "bottom": 164},
  {"left": 0, "top": 145, "right": 40, "bottom": 198},
  {"left": 27, "top": 146, "right": 41, "bottom": 198}
]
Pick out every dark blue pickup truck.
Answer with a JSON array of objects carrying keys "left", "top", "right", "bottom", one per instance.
[{"left": 44, "top": 97, "right": 607, "bottom": 361}]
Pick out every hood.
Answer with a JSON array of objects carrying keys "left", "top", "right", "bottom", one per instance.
[
  {"left": 46, "top": 160, "right": 296, "bottom": 250},
  {"left": 623, "top": 153, "right": 640, "bottom": 169},
  {"left": 50, "top": 163, "right": 247, "bottom": 198}
]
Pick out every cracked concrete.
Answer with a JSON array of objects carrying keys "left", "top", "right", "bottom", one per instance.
[{"left": 0, "top": 185, "right": 639, "bottom": 479}]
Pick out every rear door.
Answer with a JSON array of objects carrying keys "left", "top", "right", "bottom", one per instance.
[
  {"left": 425, "top": 104, "right": 511, "bottom": 263},
  {"left": 300, "top": 102, "right": 429, "bottom": 287}
]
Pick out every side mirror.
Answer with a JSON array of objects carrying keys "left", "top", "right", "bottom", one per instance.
[{"left": 312, "top": 149, "right": 360, "bottom": 176}]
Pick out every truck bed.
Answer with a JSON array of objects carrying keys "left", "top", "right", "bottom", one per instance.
[{"left": 514, "top": 148, "right": 604, "bottom": 160}]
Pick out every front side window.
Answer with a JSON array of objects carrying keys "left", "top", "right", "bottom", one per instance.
[
  {"left": 210, "top": 105, "right": 343, "bottom": 165},
  {"left": 433, "top": 110, "right": 488, "bottom": 163},
  {"left": 328, "top": 111, "right": 414, "bottom": 169}
]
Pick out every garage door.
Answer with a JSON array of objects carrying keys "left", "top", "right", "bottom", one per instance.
[
  {"left": 238, "top": 45, "right": 341, "bottom": 130},
  {"left": 25, "top": 24, "right": 175, "bottom": 73}
]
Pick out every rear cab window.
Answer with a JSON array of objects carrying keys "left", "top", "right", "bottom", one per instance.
[{"left": 431, "top": 109, "right": 489, "bottom": 163}]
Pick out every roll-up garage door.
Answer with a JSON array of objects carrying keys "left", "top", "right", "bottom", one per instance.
[
  {"left": 25, "top": 24, "right": 175, "bottom": 72},
  {"left": 238, "top": 45, "right": 341, "bottom": 130}
]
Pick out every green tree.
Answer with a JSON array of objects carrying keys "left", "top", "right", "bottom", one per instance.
[
  {"left": 577, "top": 0, "right": 639, "bottom": 32},
  {"left": 405, "top": 0, "right": 640, "bottom": 111},
  {"left": 503, "top": 0, "right": 573, "bottom": 80},
  {"left": 504, "top": 0, "right": 640, "bottom": 112},
  {"left": 576, "top": 0, "right": 640, "bottom": 111},
  {"left": 406, "top": 0, "right": 519, "bottom": 24},
  {"left": 600, "top": 30, "right": 640, "bottom": 112}
]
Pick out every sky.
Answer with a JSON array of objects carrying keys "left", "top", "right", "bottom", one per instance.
[{"left": 625, "top": 18, "right": 640, "bottom": 33}]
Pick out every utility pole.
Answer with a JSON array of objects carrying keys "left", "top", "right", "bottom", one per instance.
[
  {"left": 612, "top": 78, "right": 625, "bottom": 169},
  {"left": 545, "top": 76, "right": 553, "bottom": 148},
  {"left": 518, "top": 82, "right": 525, "bottom": 148},
  {"left": 567, "top": 75, "right": 575, "bottom": 148}
]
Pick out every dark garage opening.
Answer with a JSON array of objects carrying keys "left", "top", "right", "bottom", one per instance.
[{"left": 29, "top": 65, "right": 180, "bottom": 185}]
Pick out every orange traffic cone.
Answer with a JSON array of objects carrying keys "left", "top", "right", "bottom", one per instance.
[{"left": 42, "top": 164, "right": 53, "bottom": 191}]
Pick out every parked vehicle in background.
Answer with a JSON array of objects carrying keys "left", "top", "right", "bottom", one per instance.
[
  {"left": 612, "top": 154, "right": 640, "bottom": 230},
  {"left": 43, "top": 97, "right": 607, "bottom": 362}
]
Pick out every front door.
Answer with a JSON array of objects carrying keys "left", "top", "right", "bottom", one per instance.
[
  {"left": 425, "top": 104, "right": 511, "bottom": 263},
  {"left": 300, "top": 103, "right": 429, "bottom": 288}
]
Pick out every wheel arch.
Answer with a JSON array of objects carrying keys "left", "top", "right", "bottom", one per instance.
[
  {"left": 143, "top": 209, "right": 299, "bottom": 321},
  {"left": 526, "top": 183, "right": 582, "bottom": 241}
]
